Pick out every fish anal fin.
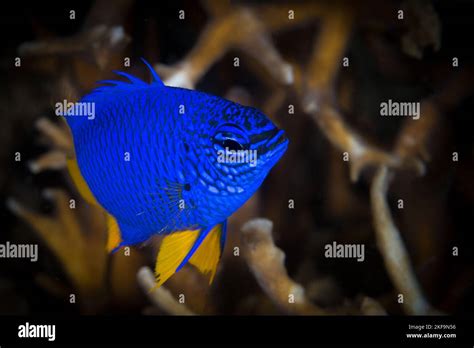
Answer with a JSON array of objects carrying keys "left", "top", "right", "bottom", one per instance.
[
  {"left": 154, "top": 229, "right": 200, "bottom": 288},
  {"left": 66, "top": 157, "right": 98, "bottom": 206},
  {"left": 106, "top": 214, "right": 122, "bottom": 252},
  {"left": 64, "top": 135, "right": 122, "bottom": 253},
  {"left": 189, "top": 223, "right": 226, "bottom": 284}
]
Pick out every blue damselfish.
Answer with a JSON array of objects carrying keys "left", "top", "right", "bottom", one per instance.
[{"left": 64, "top": 59, "right": 288, "bottom": 286}]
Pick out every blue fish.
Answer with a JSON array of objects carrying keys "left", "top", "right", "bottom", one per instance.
[{"left": 64, "top": 59, "right": 288, "bottom": 286}]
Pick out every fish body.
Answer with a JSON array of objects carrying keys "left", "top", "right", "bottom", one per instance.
[{"left": 65, "top": 60, "right": 288, "bottom": 285}]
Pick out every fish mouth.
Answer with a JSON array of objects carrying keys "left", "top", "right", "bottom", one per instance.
[
  {"left": 267, "top": 129, "right": 288, "bottom": 150},
  {"left": 263, "top": 129, "right": 289, "bottom": 159}
]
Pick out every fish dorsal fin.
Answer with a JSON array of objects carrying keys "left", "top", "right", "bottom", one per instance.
[
  {"left": 140, "top": 58, "right": 165, "bottom": 86},
  {"left": 92, "top": 58, "right": 164, "bottom": 94},
  {"left": 112, "top": 71, "right": 148, "bottom": 86}
]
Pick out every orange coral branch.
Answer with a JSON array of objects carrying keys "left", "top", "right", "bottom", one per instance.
[
  {"left": 300, "top": 4, "right": 405, "bottom": 181},
  {"left": 155, "top": 6, "right": 292, "bottom": 88},
  {"left": 304, "top": 5, "right": 353, "bottom": 98},
  {"left": 28, "top": 117, "right": 73, "bottom": 173},
  {"left": 18, "top": 0, "right": 133, "bottom": 69},
  {"left": 369, "top": 70, "right": 474, "bottom": 315},
  {"left": 6, "top": 189, "right": 108, "bottom": 311},
  {"left": 370, "top": 167, "right": 436, "bottom": 315},
  {"left": 360, "top": 296, "right": 387, "bottom": 315},
  {"left": 312, "top": 104, "right": 402, "bottom": 181},
  {"left": 257, "top": 2, "right": 329, "bottom": 31}
]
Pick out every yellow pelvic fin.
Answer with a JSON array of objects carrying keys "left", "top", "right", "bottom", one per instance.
[
  {"left": 189, "top": 224, "right": 224, "bottom": 284},
  {"left": 154, "top": 229, "right": 200, "bottom": 288}
]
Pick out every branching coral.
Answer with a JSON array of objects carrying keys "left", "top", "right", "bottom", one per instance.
[
  {"left": 155, "top": 3, "right": 294, "bottom": 89},
  {"left": 241, "top": 219, "right": 388, "bottom": 315},
  {"left": 371, "top": 167, "right": 434, "bottom": 315},
  {"left": 8, "top": 116, "right": 146, "bottom": 313},
  {"left": 7, "top": 189, "right": 109, "bottom": 312},
  {"left": 400, "top": 0, "right": 441, "bottom": 59},
  {"left": 299, "top": 4, "right": 409, "bottom": 182},
  {"left": 28, "top": 118, "right": 72, "bottom": 173},
  {"left": 241, "top": 219, "right": 324, "bottom": 315},
  {"left": 137, "top": 267, "right": 195, "bottom": 316},
  {"left": 18, "top": 0, "right": 132, "bottom": 69},
  {"left": 369, "top": 70, "right": 474, "bottom": 315},
  {"left": 8, "top": 117, "right": 109, "bottom": 310}
]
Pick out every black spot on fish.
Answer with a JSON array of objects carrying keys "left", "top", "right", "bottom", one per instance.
[{"left": 184, "top": 183, "right": 191, "bottom": 191}]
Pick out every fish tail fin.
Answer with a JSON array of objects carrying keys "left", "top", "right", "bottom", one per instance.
[{"left": 154, "top": 222, "right": 227, "bottom": 288}]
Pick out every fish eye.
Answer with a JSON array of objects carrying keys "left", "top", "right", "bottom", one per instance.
[
  {"left": 212, "top": 124, "right": 249, "bottom": 152},
  {"left": 221, "top": 139, "right": 244, "bottom": 151}
]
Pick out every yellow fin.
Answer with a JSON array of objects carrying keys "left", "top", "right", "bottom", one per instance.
[
  {"left": 66, "top": 157, "right": 98, "bottom": 206},
  {"left": 189, "top": 224, "right": 224, "bottom": 284},
  {"left": 63, "top": 120, "right": 122, "bottom": 253},
  {"left": 154, "top": 229, "right": 200, "bottom": 288},
  {"left": 62, "top": 117, "right": 96, "bottom": 205},
  {"left": 106, "top": 214, "right": 122, "bottom": 252},
  {"left": 65, "top": 144, "right": 122, "bottom": 252}
]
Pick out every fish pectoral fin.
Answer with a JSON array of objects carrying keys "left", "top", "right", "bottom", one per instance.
[
  {"left": 154, "top": 229, "right": 201, "bottom": 288},
  {"left": 189, "top": 221, "right": 227, "bottom": 284},
  {"left": 106, "top": 214, "right": 122, "bottom": 252}
]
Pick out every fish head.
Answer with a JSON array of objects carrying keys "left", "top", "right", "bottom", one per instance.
[
  {"left": 210, "top": 105, "right": 289, "bottom": 171},
  {"left": 201, "top": 99, "right": 289, "bottom": 200}
]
